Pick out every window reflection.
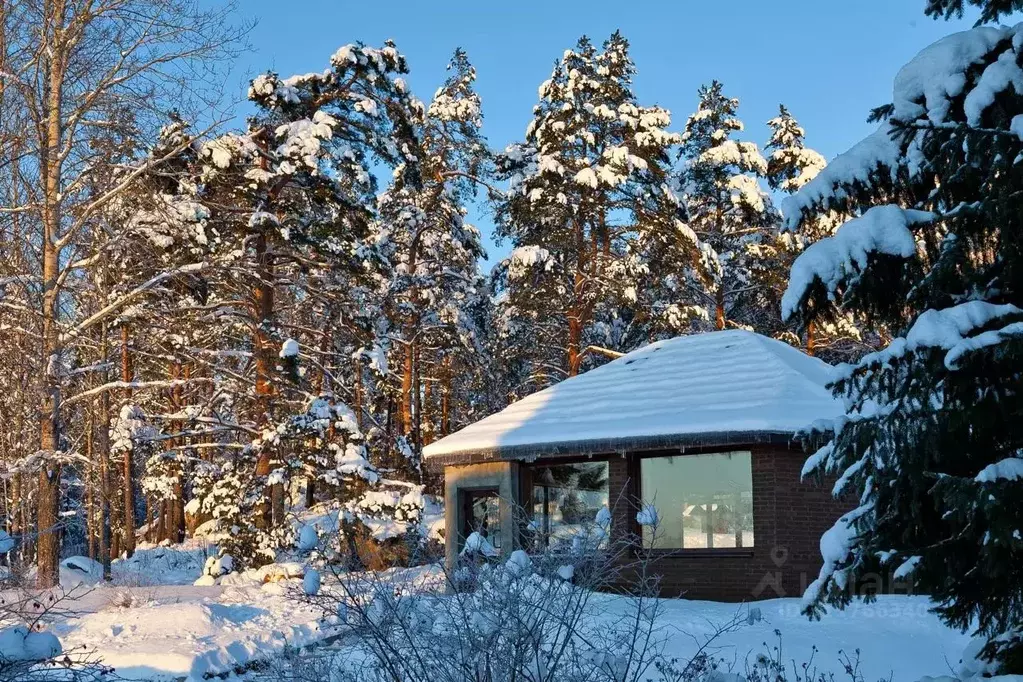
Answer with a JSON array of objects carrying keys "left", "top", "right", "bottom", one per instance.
[
  {"left": 640, "top": 451, "right": 754, "bottom": 550},
  {"left": 530, "top": 462, "right": 609, "bottom": 551},
  {"left": 462, "top": 490, "right": 501, "bottom": 552}
]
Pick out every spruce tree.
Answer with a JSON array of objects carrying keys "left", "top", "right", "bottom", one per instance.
[
  {"left": 678, "top": 81, "right": 776, "bottom": 333},
  {"left": 924, "top": 0, "right": 1023, "bottom": 23},
  {"left": 784, "top": 18, "right": 1023, "bottom": 674},
  {"left": 192, "top": 40, "right": 421, "bottom": 559}
]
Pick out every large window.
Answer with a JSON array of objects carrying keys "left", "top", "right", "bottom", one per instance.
[
  {"left": 640, "top": 451, "right": 754, "bottom": 550},
  {"left": 530, "top": 462, "right": 609, "bottom": 550}
]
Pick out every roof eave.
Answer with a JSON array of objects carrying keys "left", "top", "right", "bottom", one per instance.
[{"left": 424, "top": 429, "right": 802, "bottom": 468}]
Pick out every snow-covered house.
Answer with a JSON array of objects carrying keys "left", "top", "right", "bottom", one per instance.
[{"left": 423, "top": 330, "right": 850, "bottom": 601}]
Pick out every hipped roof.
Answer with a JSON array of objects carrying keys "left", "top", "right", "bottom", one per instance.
[{"left": 424, "top": 330, "right": 843, "bottom": 462}]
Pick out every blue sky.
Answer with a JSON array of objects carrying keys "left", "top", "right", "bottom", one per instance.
[{"left": 220, "top": 1, "right": 986, "bottom": 266}]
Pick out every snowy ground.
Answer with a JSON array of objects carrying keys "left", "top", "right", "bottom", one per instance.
[{"left": 15, "top": 544, "right": 972, "bottom": 682}]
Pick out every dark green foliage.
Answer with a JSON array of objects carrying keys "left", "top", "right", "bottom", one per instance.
[
  {"left": 787, "top": 21, "right": 1023, "bottom": 674},
  {"left": 925, "top": 0, "right": 1023, "bottom": 24}
]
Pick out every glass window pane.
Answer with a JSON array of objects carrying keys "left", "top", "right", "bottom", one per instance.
[
  {"left": 639, "top": 451, "right": 754, "bottom": 550},
  {"left": 529, "top": 462, "right": 610, "bottom": 551},
  {"left": 464, "top": 491, "right": 501, "bottom": 551}
]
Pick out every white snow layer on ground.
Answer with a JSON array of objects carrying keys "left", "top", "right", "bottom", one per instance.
[
  {"left": 597, "top": 593, "right": 971, "bottom": 682},
  {"left": 18, "top": 548, "right": 975, "bottom": 682},
  {"left": 423, "top": 330, "right": 843, "bottom": 458},
  {"left": 50, "top": 575, "right": 972, "bottom": 681},
  {"left": 51, "top": 582, "right": 330, "bottom": 681}
]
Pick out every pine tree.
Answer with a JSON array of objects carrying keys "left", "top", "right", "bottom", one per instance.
[
  {"left": 377, "top": 48, "right": 490, "bottom": 471},
  {"left": 678, "top": 81, "right": 776, "bottom": 334},
  {"left": 496, "top": 32, "right": 692, "bottom": 390},
  {"left": 765, "top": 106, "right": 826, "bottom": 200},
  {"left": 784, "top": 18, "right": 1023, "bottom": 674},
  {"left": 197, "top": 41, "right": 421, "bottom": 534},
  {"left": 764, "top": 105, "right": 876, "bottom": 362}
]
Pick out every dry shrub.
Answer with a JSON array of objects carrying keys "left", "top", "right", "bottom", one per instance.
[{"left": 349, "top": 524, "right": 409, "bottom": 571}]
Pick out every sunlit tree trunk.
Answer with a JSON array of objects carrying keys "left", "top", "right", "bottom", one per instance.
[{"left": 120, "top": 324, "right": 136, "bottom": 557}]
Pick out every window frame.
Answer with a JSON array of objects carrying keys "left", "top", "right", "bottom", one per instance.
[
  {"left": 523, "top": 458, "right": 612, "bottom": 553},
  {"left": 458, "top": 486, "right": 502, "bottom": 554},
  {"left": 635, "top": 449, "right": 756, "bottom": 557}
]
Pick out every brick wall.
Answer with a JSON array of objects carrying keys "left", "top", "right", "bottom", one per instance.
[
  {"left": 608, "top": 445, "right": 850, "bottom": 602},
  {"left": 434, "top": 442, "right": 850, "bottom": 603}
]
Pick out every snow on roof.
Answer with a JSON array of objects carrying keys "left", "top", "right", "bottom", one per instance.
[{"left": 424, "top": 330, "right": 843, "bottom": 460}]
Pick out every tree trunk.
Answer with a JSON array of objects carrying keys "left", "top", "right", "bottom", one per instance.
[
  {"left": 353, "top": 366, "right": 363, "bottom": 430},
  {"left": 715, "top": 293, "right": 726, "bottom": 331},
  {"left": 85, "top": 423, "right": 95, "bottom": 561},
  {"left": 567, "top": 315, "right": 582, "bottom": 377},
  {"left": 568, "top": 218, "right": 587, "bottom": 378},
  {"left": 121, "top": 325, "right": 136, "bottom": 558},
  {"left": 37, "top": 226, "right": 62, "bottom": 588},
  {"left": 440, "top": 357, "right": 451, "bottom": 437},
  {"left": 89, "top": 326, "right": 113, "bottom": 580},
  {"left": 36, "top": 468, "right": 60, "bottom": 587},
  {"left": 10, "top": 474, "right": 24, "bottom": 574},
  {"left": 422, "top": 374, "right": 433, "bottom": 446},
  {"left": 412, "top": 344, "right": 423, "bottom": 477},
  {"left": 96, "top": 383, "right": 112, "bottom": 580},
  {"left": 145, "top": 496, "right": 154, "bottom": 544},
  {"left": 252, "top": 232, "right": 282, "bottom": 528},
  {"left": 172, "top": 364, "right": 189, "bottom": 543},
  {"left": 806, "top": 320, "right": 816, "bottom": 357},
  {"left": 401, "top": 339, "right": 414, "bottom": 435},
  {"left": 305, "top": 478, "right": 315, "bottom": 509},
  {"left": 36, "top": 0, "right": 70, "bottom": 591}
]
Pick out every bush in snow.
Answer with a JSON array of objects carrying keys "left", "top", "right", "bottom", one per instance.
[
  {"left": 286, "top": 504, "right": 768, "bottom": 682},
  {"left": 0, "top": 587, "right": 111, "bottom": 680},
  {"left": 783, "top": 3, "right": 1023, "bottom": 674},
  {"left": 295, "top": 481, "right": 438, "bottom": 572}
]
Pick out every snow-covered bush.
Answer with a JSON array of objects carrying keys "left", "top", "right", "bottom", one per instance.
[
  {"left": 293, "top": 481, "right": 438, "bottom": 571},
  {"left": 348, "top": 485, "right": 424, "bottom": 526},
  {"left": 0, "top": 588, "right": 110, "bottom": 680},
  {"left": 305, "top": 537, "right": 666, "bottom": 681},
  {"left": 286, "top": 503, "right": 769, "bottom": 682}
]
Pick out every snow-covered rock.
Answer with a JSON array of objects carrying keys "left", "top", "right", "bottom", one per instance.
[
  {"left": 279, "top": 338, "right": 299, "bottom": 358},
  {"left": 505, "top": 550, "right": 532, "bottom": 577},
  {"left": 60, "top": 556, "right": 104, "bottom": 587},
  {"left": 297, "top": 524, "right": 319, "bottom": 552},
  {"left": 302, "top": 569, "right": 320, "bottom": 596},
  {"left": 0, "top": 625, "right": 61, "bottom": 662},
  {"left": 0, "top": 530, "right": 15, "bottom": 554},
  {"left": 460, "top": 532, "right": 498, "bottom": 558}
]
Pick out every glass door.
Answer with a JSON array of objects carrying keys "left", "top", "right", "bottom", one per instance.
[{"left": 461, "top": 489, "right": 501, "bottom": 554}]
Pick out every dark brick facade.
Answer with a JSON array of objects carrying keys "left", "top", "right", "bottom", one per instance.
[
  {"left": 433, "top": 442, "right": 850, "bottom": 603},
  {"left": 606, "top": 445, "right": 849, "bottom": 601}
]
